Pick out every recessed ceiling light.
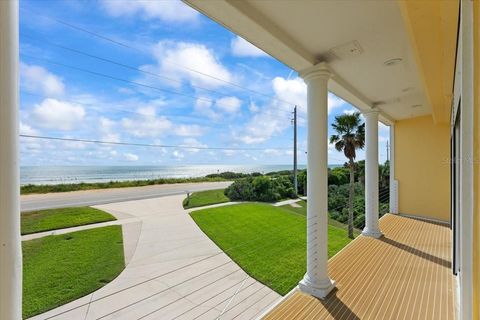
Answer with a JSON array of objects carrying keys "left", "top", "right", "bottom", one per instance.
[
  {"left": 384, "top": 58, "right": 403, "bottom": 66},
  {"left": 411, "top": 104, "right": 422, "bottom": 108}
]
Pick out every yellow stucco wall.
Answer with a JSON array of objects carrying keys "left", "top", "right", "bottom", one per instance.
[
  {"left": 398, "top": 0, "right": 458, "bottom": 124},
  {"left": 395, "top": 115, "right": 450, "bottom": 221},
  {"left": 473, "top": 1, "right": 479, "bottom": 319}
]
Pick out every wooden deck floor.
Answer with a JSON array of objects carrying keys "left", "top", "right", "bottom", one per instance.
[{"left": 262, "top": 214, "right": 455, "bottom": 320}]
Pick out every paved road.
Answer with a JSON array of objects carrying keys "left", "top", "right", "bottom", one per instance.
[{"left": 21, "top": 181, "right": 232, "bottom": 211}]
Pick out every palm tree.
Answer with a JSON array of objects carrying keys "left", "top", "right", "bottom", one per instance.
[{"left": 330, "top": 112, "right": 365, "bottom": 239}]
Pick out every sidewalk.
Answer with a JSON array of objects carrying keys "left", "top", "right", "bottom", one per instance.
[
  {"left": 272, "top": 198, "right": 303, "bottom": 207},
  {"left": 29, "top": 195, "right": 281, "bottom": 320}
]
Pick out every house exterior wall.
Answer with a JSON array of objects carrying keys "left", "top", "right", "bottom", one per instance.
[
  {"left": 398, "top": 0, "right": 458, "bottom": 125},
  {"left": 394, "top": 115, "right": 450, "bottom": 222}
]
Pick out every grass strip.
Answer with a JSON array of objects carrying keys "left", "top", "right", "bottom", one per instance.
[
  {"left": 191, "top": 203, "right": 354, "bottom": 295},
  {"left": 21, "top": 207, "right": 116, "bottom": 235},
  {"left": 23, "top": 226, "right": 125, "bottom": 319},
  {"left": 183, "top": 189, "right": 229, "bottom": 209}
]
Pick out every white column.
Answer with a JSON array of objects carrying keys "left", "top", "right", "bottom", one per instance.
[
  {"left": 298, "top": 63, "right": 335, "bottom": 299},
  {"left": 362, "top": 108, "right": 383, "bottom": 238},
  {"left": 389, "top": 123, "right": 398, "bottom": 214},
  {"left": 0, "top": 1, "right": 22, "bottom": 320}
]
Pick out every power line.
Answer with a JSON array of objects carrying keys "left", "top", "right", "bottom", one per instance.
[
  {"left": 19, "top": 8, "right": 303, "bottom": 109},
  {"left": 20, "top": 53, "right": 245, "bottom": 112},
  {"left": 22, "top": 34, "right": 305, "bottom": 118},
  {"left": 19, "top": 134, "right": 292, "bottom": 151},
  {"left": 19, "top": 91, "right": 213, "bottom": 126},
  {"left": 22, "top": 34, "right": 230, "bottom": 99},
  {"left": 20, "top": 90, "right": 294, "bottom": 124},
  {"left": 21, "top": 53, "right": 297, "bottom": 119}
]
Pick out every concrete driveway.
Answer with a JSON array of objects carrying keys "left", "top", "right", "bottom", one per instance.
[{"left": 30, "top": 195, "right": 281, "bottom": 320}]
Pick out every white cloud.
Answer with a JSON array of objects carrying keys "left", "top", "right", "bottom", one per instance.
[
  {"left": 234, "top": 77, "right": 303, "bottom": 144},
  {"left": 31, "top": 98, "right": 85, "bottom": 131},
  {"left": 194, "top": 98, "right": 218, "bottom": 120},
  {"left": 244, "top": 153, "right": 258, "bottom": 161},
  {"left": 172, "top": 150, "right": 184, "bottom": 160},
  {"left": 99, "top": 117, "right": 120, "bottom": 142},
  {"left": 263, "top": 149, "right": 283, "bottom": 156},
  {"left": 145, "top": 41, "right": 232, "bottom": 89},
  {"left": 123, "top": 153, "right": 139, "bottom": 161},
  {"left": 216, "top": 96, "right": 242, "bottom": 113},
  {"left": 194, "top": 96, "right": 242, "bottom": 120},
  {"left": 249, "top": 101, "right": 260, "bottom": 113},
  {"left": 223, "top": 150, "right": 237, "bottom": 157},
  {"left": 328, "top": 93, "right": 345, "bottom": 111},
  {"left": 378, "top": 123, "right": 390, "bottom": 143},
  {"left": 182, "top": 138, "right": 207, "bottom": 153},
  {"left": 235, "top": 77, "right": 347, "bottom": 144},
  {"left": 174, "top": 124, "right": 204, "bottom": 137},
  {"left": 231, "top": 36, "right": 268, "bottom": 58},
  {"left": 19, "top": 122, "right": 38, "bottom": 135},
  {"left": 121, "top": 107, "right": 172, "bottom": 137},
  {"left": 272, "top": 77, "right": 306, "bottom": 111},
  {"left": 20, "top": 62, "right": 65, "bottom": 96},
  {"left": 100, "top": 0, "right": 198, "bottom": 23},
  {"left": 62, "top": 136, "right": 87, "bottom": 150},
  {"left": 379, "top": 122, "right": 390, "bottom": 133},
  {"left": 328, "top": 141, "right": 337, "bottom": 154},
  {"left": 343, "top": 108, "right": 357, "bottom": 115}
]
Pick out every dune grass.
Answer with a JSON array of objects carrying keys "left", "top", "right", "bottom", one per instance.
[
  {"left": 20, "top": 177, "right": 227, "bottom": 195},
  {"left": 183, "top": 189, "right": 229, "bottom": 209},
  {"left": 190, "top": 203, "right": 354, "bottom": 295},
  {"left": 21, "top": 207, "right": 116, "bottom": 235},
  {"left": 22, "top": 226, "right": 125, "bottom": 319}
]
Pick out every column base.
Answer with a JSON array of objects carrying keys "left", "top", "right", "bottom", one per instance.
[
  {"left": 362, "top": 228, "right": 383, "bottom": 238},
  {"left": 298, "top": 275, "right": 336, "bottom": 299}
]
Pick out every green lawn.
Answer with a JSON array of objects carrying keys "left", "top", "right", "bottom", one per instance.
[
  {"left": 183, "top": 189, "right": 229, "bottom": 209},
  {"left": 23, "top": 226, "right": 125, "bottom": 319},
  {"left": 21, "top": 207, "right": 116, "bottom": 235},
  {"left": 190, "top": 203, "right": 354, "bottom": 295},
  {"left": 280, "top": 200, "right": 362, "bottom": 235}
]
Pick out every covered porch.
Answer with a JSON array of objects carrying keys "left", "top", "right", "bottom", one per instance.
[
  {"left": 263, "top": 214, "right": 455, "bottom": 320},
  {"left": 179, "top": 0, "right": 462, "bottom": 318}
]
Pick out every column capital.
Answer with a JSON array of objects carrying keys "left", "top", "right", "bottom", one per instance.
[
  {"left": 362, "top": 107, "right": 381, "bottom": 117},
  {"left": 299, "top": 62, "right": 331, "bottom": 83}
]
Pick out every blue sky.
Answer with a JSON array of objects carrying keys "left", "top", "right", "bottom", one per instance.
[{"left": 19, "top": 0, "right": 390, "bottom": 166}]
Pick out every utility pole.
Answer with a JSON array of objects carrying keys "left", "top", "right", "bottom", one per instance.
[
  {"left": 386, "top": 140, "right": 390, "bottom": 162},
  {"left": 293, "top": 106, "right": 298, "bottom": 195}
]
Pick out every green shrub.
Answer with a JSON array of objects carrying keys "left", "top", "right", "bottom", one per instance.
[
  {"left": 205, "top": 171, "right": 248, "bottom": 179},
  {"left": 353, "top": 214, "right": 365, "bottom": 229},
  {"left": 265, "top": 170, "right": 292, "bottom": 176},
  {"left": 224, "top": 178, "right": 256, "bottom": 201},
  {"left": 328, "top": 167, "right": 350, "bottom": 186},
  {"left": 297, "top": 170, "right": 307, "bottom": 195},
  {"left": 225, "top": 175, "right": 297, "bottom": 202}
]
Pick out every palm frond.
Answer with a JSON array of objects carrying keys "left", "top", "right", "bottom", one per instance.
[{"left": 329, "top": 112, "right": 365, "bottom": 160}]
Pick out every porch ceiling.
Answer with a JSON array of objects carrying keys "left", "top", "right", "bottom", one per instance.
[{"left": 184, "top": 0, "right": 437, "bottom": 124}]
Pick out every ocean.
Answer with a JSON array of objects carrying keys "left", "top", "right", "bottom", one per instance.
[{"left": 20, "top": 164, "right": 310, "bottom": 185}]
